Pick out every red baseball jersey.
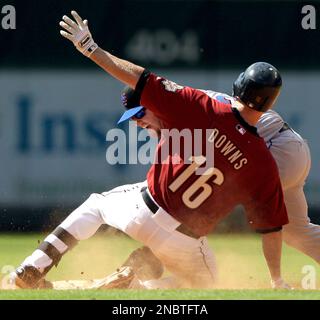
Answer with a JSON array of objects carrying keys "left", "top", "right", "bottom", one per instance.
[{"left": 139, "top": 72, "right": 288, "bottom": 236}]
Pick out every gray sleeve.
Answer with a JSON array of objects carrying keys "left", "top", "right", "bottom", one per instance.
[{"left": 256, "top": 110, "right": 284, "bottom": 142}]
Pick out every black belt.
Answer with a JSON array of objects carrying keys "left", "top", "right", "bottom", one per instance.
[
  {"left": 279, "top": 122, "right": 291, "bottom": 133},
  {"left": 141, "top": 187, "right": 200, "bottom": 239}
]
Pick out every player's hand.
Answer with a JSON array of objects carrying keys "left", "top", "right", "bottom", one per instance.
[
  {"left": 271, "top": 278, "right": 294, "bottom": 290},
  {"left": 59, "top": 10, "right": 98, "bottom": 57}
]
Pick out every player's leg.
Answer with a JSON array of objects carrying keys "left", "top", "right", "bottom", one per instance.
[
  {"left": 282, "top": 185, "right": 320, "bottom": 263},
  {"left": 269, "top": 131, "right": 320, "bottom": 262},
  {"left": 152, "top": 235, "right": 216, "bottom": 288},
  {"left": 96, "top": 186, "right": 217, "bottom": 289},
  {"left": 100, "top": 241, "right": 216, "bottom": 290},
  {"left": 11, "top": 182, "right": 147, "bottom": 288},
  {"left": 124, "top": 240, "right": 216, "bottom": 290},
  {"left": 99, "top": 186, "right": 217, "bottom": 289},
  {"left": 124, "top": 207, "right": 217, "bottom": 289}
]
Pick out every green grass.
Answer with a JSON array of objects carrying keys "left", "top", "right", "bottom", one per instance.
[
  {"left": 1, "top": 289, "right": 320, "bottom": 300},
  {"left": 1, "top": 232, "right": 320, "bottom": 300}
]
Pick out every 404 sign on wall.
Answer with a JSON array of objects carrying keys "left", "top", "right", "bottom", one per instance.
[{"left": 125, "top": 29, "right": 200, "bottom": 66}]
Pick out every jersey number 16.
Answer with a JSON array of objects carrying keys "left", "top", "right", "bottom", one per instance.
[{"left": 169, "top": 156, "right": 224, "bottom": 209}]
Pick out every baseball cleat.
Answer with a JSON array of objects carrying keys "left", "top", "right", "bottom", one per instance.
[
  {"left": 90, "top": 266, "right": 135, "bottom": 289},
  {"left": 10, "top": 265, "right": 53, "bottom": 289}
]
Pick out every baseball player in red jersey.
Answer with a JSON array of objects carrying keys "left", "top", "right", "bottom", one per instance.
[
  {"left": 10, "top": 11, "right": 289, "bottom": 289},
  {"left": 116, "top": 89, "right": 315, "bottom": 290}
]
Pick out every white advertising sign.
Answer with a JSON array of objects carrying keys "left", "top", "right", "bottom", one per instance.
[{"left": 0, "top": 70, "right": 319, "bottom": 207}]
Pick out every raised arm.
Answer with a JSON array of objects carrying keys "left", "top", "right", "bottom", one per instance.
[{"left": 59, "top": 10, "right": 144, "bottom": 88}]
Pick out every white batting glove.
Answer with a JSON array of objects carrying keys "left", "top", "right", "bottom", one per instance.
[
  {"left": 59, "top": 10, "right": 98, "bottom": 57},
  {"left": 271, "top": 278, "right": 294, "bottom": 290}
]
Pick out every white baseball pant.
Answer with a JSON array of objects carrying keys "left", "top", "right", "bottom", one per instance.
[
  {"left": 267, "top": 128, "right": 320, "bottom": 262},
  {"left": 21, "top": 181, "right": 216, "bottom": 288}
]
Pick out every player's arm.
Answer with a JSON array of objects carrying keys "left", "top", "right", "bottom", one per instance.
[
  {"left": 261, "top": 230, "right": 291, "bottom": 289},
  {"left": 59, "top": 11, "right": 211, "bottom": 127},
  {"left": 245, "top": 178, "right": 292, "bottom": 289},
  {"left": 59, "top": 11, "right": 144, "bottom": 89},
  {"left": 90, "top": 49, "right": 144, "bottom": 89}
]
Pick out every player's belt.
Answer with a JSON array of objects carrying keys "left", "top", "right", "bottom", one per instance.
[
  {"left": 140, "top": 187, "right": 201, "bottom": 239},
  {"left": 279, "top": 122, "right": 291, "bottom": 133}
]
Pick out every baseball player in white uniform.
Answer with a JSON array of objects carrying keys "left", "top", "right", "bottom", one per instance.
[{"left": 258, "top": 111, "right": 317, "bottom": 260}]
